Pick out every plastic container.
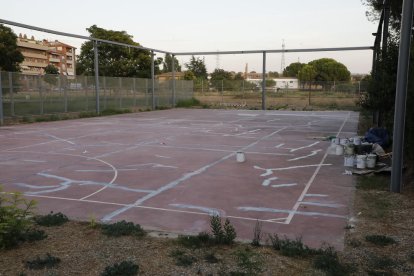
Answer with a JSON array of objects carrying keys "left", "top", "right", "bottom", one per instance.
[
  {"left": 336, "top": 145, "right": 344, "bottom": 155},
  {"left": 344, "top": 155, "right": 354, "bottom": 167},
  {"left": 356, "top": 155, "right": 367, "bottom": 169},
  {"left": 344, "top": 144, "right": 355, "bottom": 155},
  {"left": 236, "top": 151, "right": 245, "bottom": 163},
  {"left": 353, "top": 137, "right": 361, "bottom": 145},
  {"left": 366, "top": 154, "right": 377, "bottom": 168}
]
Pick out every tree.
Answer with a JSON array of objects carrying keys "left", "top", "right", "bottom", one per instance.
[
  {"left": 185, "top": 56, "right": 207, "bottom": 79},
  {"left": 76, "top": 25, "right": 161, "bottom": 78},
  {"left": 234, "top": 72, "right": 244, "bottom": 80},
  {"left": 260, "top": 79, "right": 276, "bottom": 87},
  {"left": 298, "top": 64, "right": 317, "bottom": 89},
  {"left": 0, "top": 24, "right": 24, "bottom": 72},
  {"left": 44, "top": 64, "right": 59, "bottom": 75},
  {"left": 183, "top": 71, "right": 195, "bottom": 80},
  {"left": 268, "top": 71, "right": 279, "bottom": 78},
  {"left": 210, "top": 69, "right": 232, "bottom": 81},
  {"left": 308, "top": 58, "right": 351, "bottom": 82},
  {"left": 283, "top": 62, "right": 305, "bottom": 77},
  {"left": 162, "top": 53, "right": 181, "bottom": 73}
]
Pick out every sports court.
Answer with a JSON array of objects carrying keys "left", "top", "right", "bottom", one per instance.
[{"left": 0, "top": 109, "right": 359, "bottom": 249}]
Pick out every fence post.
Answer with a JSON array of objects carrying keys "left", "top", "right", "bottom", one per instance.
[
  {"left": 38, "top": 75, "right": 43, "bottom": 115},
  {"left": 172, "top": 54, "right": 176, "bottom": 107},
  {"left": 145, "top": 79, "right": 148, "bottom": 107},
  {"left": 119, "top": 77, "right": 122, "bottom": 108},
  {"left": 201, "top": 79, "right": 204, "bottom": 93},
  {"left": 85, "top": 76, "right": 88, "bottom": 111},
  {"left": 9, "top": 72, "right": 15, "bottom": 116},
  {"left": 0, "top": 72, "right": 3, "bottom": 125},
  {"left": 151, "top": 51, "right": 155, "bottom": 110},
  {"left": 103, "top": 76, "right": 107, "bottom": 110},
  {"left": 133, "top": 78, "right": 136, "bottom": 108},
  {"left": 261, "top": 51, "right": 266, "bottom": 110},
  {"left": 93, "top": 40, "right": 100, "bottom": 114},
  {"left": 61, "top": 76, "right": 68, "bottom": 113}
]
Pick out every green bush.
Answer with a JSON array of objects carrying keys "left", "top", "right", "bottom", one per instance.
[
  {"left": 175, "top": 97, "right": 201, "bottom": 108},
  {"left": 100, "top": 108, "right": 131, "bottom": 116},
  {"left": 313, "top": 246, "right": 352, "bottom": 275},
  {"left": 233, "top": 247, "right": 264, "bottom": 275},
  {"left": 365, "top": 235, "right": 397, "bottom": 246},
  {"left": 101, "top": 261, "right": 139, "bottom": 276},
  {"left": 210, "top": 215, "right": 237, "bottom": 245},
  {"left": 79, "top": 111, "right": 98, "bottom": 118},
  {"left": 177, "top": 232, "right": 212, "bottom": 248},
  {"left": 35, "top": 211, "right": 68, "bottom": 227},
  {"left": 24, "top": 229, "right": 47, "bottom": 242},
  {"left": 25, "top": 253, "right": 60, "bottom": 270},
  {"left": 268, "top": 234, "right": 316, "bottom": 257},
  {"left": 101, "top": 220, "right": 145, "bottom": 237},
  {"left": 169, "top": 249, "right": 196, "bottom": 267},
  {"left": 0, "top": 189, "right": 37, "bottom": 249}
]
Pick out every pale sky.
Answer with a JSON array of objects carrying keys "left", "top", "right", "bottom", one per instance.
[{"left": 1, "top": 0, "right": 377, "bottom": 74}]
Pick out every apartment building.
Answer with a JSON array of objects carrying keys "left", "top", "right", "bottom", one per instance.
[{"left": 16, "top": 34, "right": 76, "bottom": 76}]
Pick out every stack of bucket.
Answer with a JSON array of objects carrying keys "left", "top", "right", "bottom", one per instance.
[{"left": 329, "top": 137, "right": 377, "bottom": 169}]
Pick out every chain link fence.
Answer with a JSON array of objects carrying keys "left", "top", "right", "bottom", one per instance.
[{"left": 0, "top": 72, "right": 193, "bottom": 120}]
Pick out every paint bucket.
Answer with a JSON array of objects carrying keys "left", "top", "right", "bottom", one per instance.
[
  {"left": 344, "top": 144, "right": 355, "bottom": 155},
  {"left": 335, "top": 145, "right": 344, "bottom": 155},
  {"left": 344, "top": 155, "right": 354, "bottom": 167},
  {"left": 356, "top": 155, "right": 367, "bottom": 169},
  {"left": 340, "top": 138, "right": 349, "bottom": 145},
  {"left": 236, "top": 151, "right": 245, "bottom": 163},
  {"left": 332, "top": 137, "right": 340, "bottom": 145},
  {"left": 353, "top": 137, "right": 361, "bottom": 146},
  {"left": 366, "top": 154, "right": 377, "bottom": 168}
]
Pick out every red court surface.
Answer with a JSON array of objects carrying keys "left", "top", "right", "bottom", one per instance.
[{"left": 0, "top": 109, "right": 359, "bottom": 249}]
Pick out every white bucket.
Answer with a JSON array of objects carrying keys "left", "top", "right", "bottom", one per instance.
[
  {"left": 353, "top": 137, "right": 361, "bottom": 146},
  {"left": 333, "top": 138, "right": 340, "bottom": 145},
  {"left": 356, "top": 155, "right": 367, "bottom": 169},
  {"left": 336, "top": 145, "right": 344, "bottom": 155},
  {"left": 236, "top": 151, "right": 245, "bottom": 163},
  {"left": 344, "top": 155, "right": 354, "bottom": 167},
  {"left": 366, "top": 154, "right": 377, "bottom": 168},
  {"left": 340, "top": 138, "right": 349, "bottom": 145}
]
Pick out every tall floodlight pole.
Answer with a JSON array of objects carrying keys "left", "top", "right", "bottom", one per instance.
[
  {"left": 93, "top": 40, "right": 100, "bottom": 114},
  {"left": 382, "top": 0, "right": 390, "bottom": 56},
  {"left": 262, "top": 51, "right": 266, "bottom": 110},
  {"left": 151, "top": 51, "right": 155, "bottom": 110},
  {"left": 391, "top": 0, "right": 414, "bottom": 193}
]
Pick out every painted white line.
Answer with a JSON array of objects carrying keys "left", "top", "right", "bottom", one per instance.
[
  {"left": 262, "top": 177, "right": 278, "bottom": 186},
  {"left": 304, "top": 194, "right": 328, "bottom": 197},
  {"left": 284, "top": 112, "right": 350, "bottom": 224},
  {"left": 289, "top": 141, "right": 320, "bottom": 152},
  {"left": 299, "top": 202, "right": 344, "bottom": 208},
  {"left": 271, "top": 183, "right": 298, "bottom": 188},
  {"left": 46, "top": 134, "right": 75, "bottom": 145},
  {"left": 155, "top": 155, "right": 171, "bottom": 159},
  {"left": 288, "top": 149, "right": 322, "bottom": 161},
  {"left": 265, "top": 217, "right": 289, "bottom": 222},
  {"left": 254, "top": 164, "right": 332, "bottom": 177},
  {"left": 237, "top": 206, "right": 347, "bottom": 219},
  {"left": 237, "top": 113, "right": 259, "bottom": 117},
  {"left": 23, "top": 194, "right": 286, "bottom": 224},
  {"left": 169, "top": 204, "right": 223, "bottom": 216},
  {"left": 101, "top": 127, "right": 288, "bottom": 221},
  {"left": 22, "top": 159, "right": 46, "bottom": 163},
  {"left": 274, "top": 143, "right": 285, "bottom": 148}
]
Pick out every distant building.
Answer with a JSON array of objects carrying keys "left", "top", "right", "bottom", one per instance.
[
  {"left": 16, "top": 34, "right": 76, "bottom": 76},
  {"left": 274, "top": 77, "right": 299, "bottom": 89},
  {"left": 156, "top": 71, "right": 186, "bottom": 81}
]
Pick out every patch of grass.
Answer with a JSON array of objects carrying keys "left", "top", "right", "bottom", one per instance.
[
  {"left": 155, "top": 106, "right": 170, "bottom": 110},
  {"left": 361, "top": 192, "right": 392, "bottom": 219},
  {"left": 365, "top": 235, "right": 397, "bottom": 246},
  {"left": 101, "top": 220, "right": 145, "bottom": 237},
  {"left": 101, "top": 261, "right": 139, "bottom": 276},
  {"left": 35, "top": 212, "right": 69, "bottom": 227},
  {"left": 368, "top": 255, "right": 395, "bottom": 270},
  {"left": 177, "top": 232, "right": 212, "bottom": 248},
  {"left": 367, "top": 270, "right": 393, "bottom": 276},
  {"left": 175, "top": 97, "right": 201, "bottom": 108},
  {"left": 233, "top": 247, "right": 264, "bottom": 275},
  {"left": 79, "top": 111, "right": 98, "bottom": 118},
  {"left": 251, "top": 220, "right": 263, "bottom": 247},
  {"left": 348, "top": 238, "right": 362, "bottom": 247},
  {"left": 313, "top": 246, "right": 353, "bottom": 275},
  {"left": 25, "top": 253, "right": 61, "bottom": 270},
  {"left": 204, "top": 252, "right": 219, "bottom": 263},
  {"left": 357, "top": 175, "right": 389, "bottom": 191},
  {"left": 100, "top": 108, "right": 131, "bottom": 116},
  {"left": 21, "top": 116, "right": 33, "bottom": 123},
  {"left": 169, "top": 249, "right": 196, "bottom": 267},
  {"left": 268, "top": 234, "right": 316, "bottom": 257},
  {"left": 24, "top": 229, "right": 47, "bottom": 242}
]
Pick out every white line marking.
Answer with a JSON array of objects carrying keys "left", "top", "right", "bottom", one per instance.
[
  {"left": 155, "top": 155, "right": 171, "bottom": 159},
  {"left": 22, "top": 159, "right": 46, "bottom": 163},
  {"left": 288, "top": 149, "right": 322, "bottom": 161},
  {"left": 169, "top": 204, "right": 223, "bottom": 216},
  {"left": 289, "top": 141, "right": 320, "bottom": 152},
  {"left": 262, "top": 177, "right": 278, "bottom": 186},
  {"left": 237, "top": 113, "right": 258, "bottom": 117},
  {"left": 102, "top": 127, "right": 288, "bottom": 221},
  {"left": 304, "top": 194, "right": 328, "bottom": 197},
  {"left": 22, "top": 194, "right": 286, "bottom": 224},
  {"left": 253, "top": 164, "right": 332, "bottom": 177},
  {"left": 271, "top": 183, "right": 298, "bottom": 188},
  {"left": 45, "top": 134, "right": 75, "bottom": 145},
  {"left": 284, "top": 112, "right": 350, "bottom": 224},
  {"left": 274, "top": 143, "right": 285, "bottom": 148},
  {"left": 299, "top": 202, "right": 344, "bottom": 208},
  {"left": 237, "top": 206, "right": 347, "bottom": 219},
  {"left": 266, "top": 217, "right": 289, "bottom": 222}
]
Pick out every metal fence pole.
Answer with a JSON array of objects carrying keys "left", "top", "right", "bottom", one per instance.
[
  {"left": 145, "top": 79, "right": 148, "bottom": 107},
  {"left": 0, "top": 72, "right": 3, "bottom": 125},
  {"left": 172, "top": 54, "right": 176, "bottom": 107},
  {"left": 262, "top": 51, "right": 266, "bottom": 110},
  {"left": 38, "top": 75, "right": 43, "bottom": 115},
  {"left": 9, "top": 72, "right": 14, "bottom": 116},
  {"left": 133, "top": 78, "right": 136, "bottom": 107},
  {"left": 119, "top": 77, "right": 122, "bottom": 108},
  {"left": 151, "top": 51, "right": 155, "bottom": 110},
  {"left": 85, "top": 76, "right": 88, "bottom": 111},
  {"left": 391, "top": 0, "right": 414, "bottom": 193},
  {"left": 61, "top": 76, "right": 68, "bottom": 113},
  {"left": 93, "top": 40, "right": 100, "bottom": 114},
  {"left": 103, "top": 76, "right": 107, "bottom": 109}
]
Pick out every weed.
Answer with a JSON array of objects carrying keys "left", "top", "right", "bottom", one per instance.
[
  {"left": 369, "top": 255, "right": 395, "bottom": 269},
  {"left": 361, "top": 193, "right": 392, "bottom": 219},
  {"left": 169, "top": 249, "right": 196, "bottom": 267},
  {"left": 35, "top": 212, "right": 69, "bottom": 227},
  {"left": 48, "top": 114, "right": 60, "bottom": 121},
  {"left": 234, "top": 247, "right": 264, "bottom": 275},
  {"left": 251, "top": 220, "right": 262, "bottom": 247},
  {"left": 365, "top": 235, "right": 397, "bottom": 246},
  {"left": 348, "top": 238, "right": 362, "bottom": 247},
  {"left": 176, "top": 97, "right": 201, "bottom": 108},
  {"left": 79, "top": 111, "right": 98, "bottom": 118},
  {"left": 366, "top": 270, "right": 393, "bottom": 276},
  {"left": 177, "top": 232, "right": 212, "bottom": 248},
  {"left": 101, "top": 220, "right": 145, "bottom": 237},
  {"left": 313, "top": 246, "right": 352, "bottom": 275},
  {"left": 204, "top": 252, "right": 219, "bottom": 263},
  {"left": 100, "top": 108, "right": 131, "bottom": 116},
  {"left": 268, "top": 234, "right": 315, "bottom": 257},
  {"left": 101, "top": 260, "right": 139, "bottom": 276},
  {"left": 210, "top": 216, "right": 237, "bottom": 245},
  {"left": 0, "top": 188, "right": 37, "bottom": 249},
  {"left": 357, "top": 175, "right": 388, "bottom": 190},
  {"left": 155, "top": 106, "right": 170, "bottom": 110},
  {"left": 24, "top": 229, "right": 47, "bottom": 242},
  {"left": 88, "top": 214, "right": 98, "bottom": 229},
  {"left": 25, "top": 253, "right": 61, "bottom": 270}
]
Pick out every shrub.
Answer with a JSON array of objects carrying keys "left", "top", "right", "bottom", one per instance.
[
  {"left": 79, "top": 111, "right": 97, "bottom": 118},
  {"left": 169, "top": 249, "right": 196, "bottom": 267},
  {"left": 25, "top": 253, "right": 60, "bottom": 270},
  {"left": 177, "top": 232, "right": 212, "bottom": 248},
  {"left": 251, "top": 220, "right": 263, "bottom": 247},
  {"left": 233, "top": 247, "right": 264, "bottom": 275},
  {"left": 268, "top": 234, "right": 316, "bottom": 257},
  {"left": 313, "top": 246, "right": 352, "bottom": 275},
  {"left": 204, "top": 252, "right": 219, "bottom": 263},
  {"left": 100, "top": 108, "right": 131, "bottom": 116},
  {"left": 175, "top": 97, "right": 201, "bottom": 108},
  {"left": 101, "top": 261, "right": 139, "bottom": 276},
  {"left": 209, "top": 216, "right": 237, "bottom": 245},
  {"left": 0, "top": 189, "right": 37, "bottom": 249},
  {"left": 24, "top": 229, "right": 47, "bottom": 242},
  {"left": 365, "top": 235, "right": 397, "bottom": 246},
  {"left": 35, "top": 211, "right": 68, "bottom": 227},
  {"left": 101, "top": 220, "right": 145, "bottom": 237}
]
